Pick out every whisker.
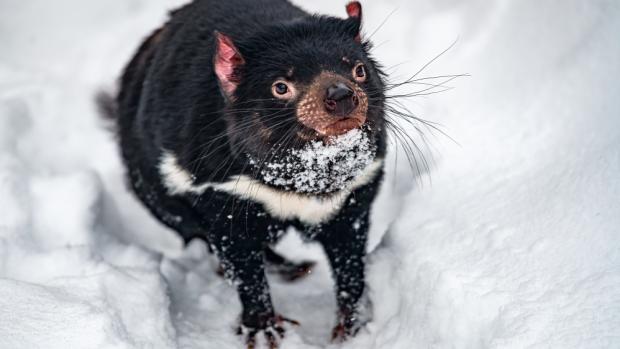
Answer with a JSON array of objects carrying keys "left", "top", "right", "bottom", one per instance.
[{"left": 366, "top": 8, "right": 398, "bottom": 41}]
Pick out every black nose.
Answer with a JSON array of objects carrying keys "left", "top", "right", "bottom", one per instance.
[{"left": 324, "top": 83, "right": 358, "bottom": 116}]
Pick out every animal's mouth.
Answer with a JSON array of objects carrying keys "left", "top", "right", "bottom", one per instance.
[
  {"left": 297, "top": 114, "right": 366, "bottom": 142},
  {"left": 316, "top": 114, "right": 366, "bottom": 137}
]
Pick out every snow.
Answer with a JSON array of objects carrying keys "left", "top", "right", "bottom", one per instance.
[
  {"left": 254, "top": 128, "right": 376, "bottom": 193},
  {"left": 1, "top": 0, "right": 619, "bottom": 348}
]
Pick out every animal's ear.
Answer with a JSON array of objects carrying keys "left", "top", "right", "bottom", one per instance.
[
  {"left": 345, "top": 1, "right": 362, "bottom": 43},
  {"left": 214, "top": 31, "right": 245, "bottom": 100}
]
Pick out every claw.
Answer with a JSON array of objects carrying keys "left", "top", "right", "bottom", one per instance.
[
  {"left": 265, "top": 330, "right": 278, "bottom": 349},
  {"left": 238, "top": 314, "right": 300, "bottom": 349},
  {"left": 330, "top": 311, "right": 361, "bottom": 343},
  {"left": 331, "top": 322, "right": 347, "bottom": 343},
  {"left": 246, "top": 329, "right": 257, "bottom": 349},
  {"left": 275, "top": 314, "right": 300, "bottom": 327},
  {"left": 274, "top": 325, "right": 285, "bottom": 338},
  {"left": 216, "top": 264, "right": 226, "bottom": 277}
]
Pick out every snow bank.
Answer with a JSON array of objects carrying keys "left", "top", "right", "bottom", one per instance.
[{"left": 1, "top": 0, "right": 618, "bottom": 348}]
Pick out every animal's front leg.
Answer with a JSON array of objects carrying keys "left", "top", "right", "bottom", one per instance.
[
  {"left": 317, "top": 214, "right": 371, "bottom": 342},
  {"left": 213, "top": 232, "right": 298, "bottom": 348}
]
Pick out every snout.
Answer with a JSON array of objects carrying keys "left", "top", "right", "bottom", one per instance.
[
  {"left": 296, "top": 72, "right": 369, "bottom": 138},
  {"left": 324, "top": 82, "right": 359, "bottom": 117}
]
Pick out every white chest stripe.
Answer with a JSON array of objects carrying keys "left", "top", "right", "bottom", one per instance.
[{"left": 159, "top": 151, "right": 383, "bottom": 224}]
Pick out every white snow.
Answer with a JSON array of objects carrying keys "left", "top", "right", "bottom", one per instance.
[
  {"left": 1, "top": 0, "right": 619, "bottom": 348},
  {"left": 254, "top": 128, "right": 376, "bottom": 193}
]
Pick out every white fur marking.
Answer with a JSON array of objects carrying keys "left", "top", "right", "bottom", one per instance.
[
  {"left": 159, "top": 151, "right": 383, "bottom": 224},
  {"left": 159, "top": 151, "right": 211, "bottom": 195}
]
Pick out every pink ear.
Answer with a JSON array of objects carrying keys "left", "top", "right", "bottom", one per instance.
[
  {"left": 346, "top": 1, "right": 362, "bottom": 19},
  {"left": 345, "top": 1, "right": 362, "bottom": 43},
  {"left": 214, "top": 32, "right": 245, "bottom": 99}
]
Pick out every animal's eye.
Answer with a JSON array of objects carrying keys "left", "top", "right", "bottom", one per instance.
[
  {"left": 274, "top": 83, "right": 288, "bottom": 94},
  {"left": 271, "top": 80, "right": 295, "bottom": 99},
  {"left": 353, "top": 63, "right": 366, "bottom": 82}
]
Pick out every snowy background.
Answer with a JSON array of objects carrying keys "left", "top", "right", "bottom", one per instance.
[{"left": 1, "top": 0, "right": 619, "bottom": 348}]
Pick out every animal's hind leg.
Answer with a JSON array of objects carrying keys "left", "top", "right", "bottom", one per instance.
[
  {"left": 264, "top": 246, "right": 315, "bottom": 282},
  {"left": 216, "top": 246, "right": 315, "bottom": 281}
]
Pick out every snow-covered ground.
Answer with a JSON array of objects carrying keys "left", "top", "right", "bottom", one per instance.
[{"left": 1, "top": 0, "right": 619, "bottom": 348}]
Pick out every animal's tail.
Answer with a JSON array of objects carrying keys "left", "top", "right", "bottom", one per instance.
[
  {"left": 95, "top": 90, "right": 117, "bottom": 121},
  {"left": 95, "top": 89, "right": 120, "bottom": 136}
]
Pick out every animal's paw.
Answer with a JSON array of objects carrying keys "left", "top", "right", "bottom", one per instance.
[
  {"left": 237, "top": 314, "right": 300, "bottom": 349},
  {"left": 331, "top": 292, "right": 373, "bottom": 342},
  {"left": 330, "top": 310, "right": 362, "bottom": 343}
]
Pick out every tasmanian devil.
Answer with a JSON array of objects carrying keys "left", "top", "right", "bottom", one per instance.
[{"left": 107, "top": 0, "right": 388, "bottom": 347}]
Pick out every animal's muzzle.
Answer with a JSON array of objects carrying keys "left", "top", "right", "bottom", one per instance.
[
  {"left": 324, "top": 82, "right": 359, "bottom": 117},
  {"left": 296, "top": 71, "right": 369, "bottom": 137}
]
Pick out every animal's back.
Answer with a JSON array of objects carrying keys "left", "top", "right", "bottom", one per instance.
[
  {"left": 185, "top": 0, "right": 307, "bottom": 37},
  {"left": 115, "top": 0, "right": 307, "bottom": 170},
  {"left": 108, "top": 0, "right": 311, "bottom": 238}
]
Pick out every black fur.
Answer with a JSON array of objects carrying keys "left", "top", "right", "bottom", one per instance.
[{"left": 109, "top": 0, "right": 387, "bottom": 344}]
